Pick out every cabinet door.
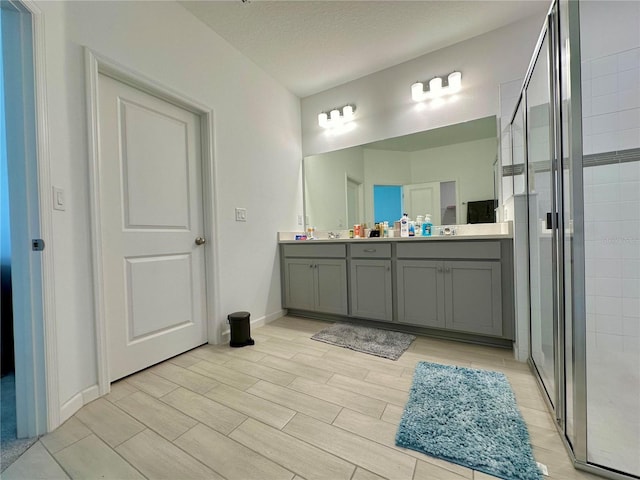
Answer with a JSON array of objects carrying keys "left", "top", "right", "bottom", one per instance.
[
  {"left": 444, "top": 261, "right": 502, "bottom": 336},
  {"left": 396, "top": 260, "right": 445, "bottom": 328},
  {"left": 283, "top": 259, "right": 316, "bottom": 311},
  {"left": 315, "top": 259, "right": 348, "bottom": 315},
  {"left": 350, "top": 259, "right": 393, "bottom": 321}
]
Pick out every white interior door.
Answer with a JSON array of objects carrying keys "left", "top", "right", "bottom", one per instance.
[
  {"left": 98, "top": 73, "right": 207, "bottom": 381},
  {"left": 403, "top": 181, "right": 441, "bottom": 224}
]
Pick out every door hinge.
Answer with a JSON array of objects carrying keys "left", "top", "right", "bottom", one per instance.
[{"left": 32, "top": 239, "right": 45, "bottom": 251}]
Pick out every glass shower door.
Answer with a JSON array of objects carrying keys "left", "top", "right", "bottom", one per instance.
[{"left": 526, "top": 32, "right": 557, "bottom": 407}]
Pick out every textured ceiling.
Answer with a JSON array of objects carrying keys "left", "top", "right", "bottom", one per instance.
[{"left": 180, "top": 0, "right": 549, "bottom": 97}]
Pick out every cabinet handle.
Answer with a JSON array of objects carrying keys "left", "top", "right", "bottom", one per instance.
[
  {"left": 445, "top": 266, "right": 451, "bottom": 273},
  {"left": 363, "top": 248, "right": 377, "bottom": 253},
  {"left": 437, "top": 266, "right": 443, "bottom": 272},
  {"left": 386, "top": 266, "right": 390, "bottom": 271}
]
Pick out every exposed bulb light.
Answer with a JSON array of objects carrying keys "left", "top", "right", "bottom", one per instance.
[
  {"left": 318, "top": 112, "right": 328, "bottom": 128},
  {"left": 429, "top": 77, "right": 442, "bottom": 93},
  {"left": 411, "top": 71, "right": 462, "bottom": 102},
  {"left": 448, "top": 71, "right": 462, "bottom": 92},
  {"left": 318, "top": 104, "right": 356, "bottom": 128}
]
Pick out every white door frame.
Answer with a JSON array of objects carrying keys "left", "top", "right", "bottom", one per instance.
[
  {"left": 84, "top": 49, "right": 220, "bottom": 396},
  {"left": 3, "top": 0, "right": 58, "bottom": 435}
]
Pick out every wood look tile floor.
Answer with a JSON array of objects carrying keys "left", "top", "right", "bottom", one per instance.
[{"left": 3, "top": 316, "right": 605, "bottom": 480}]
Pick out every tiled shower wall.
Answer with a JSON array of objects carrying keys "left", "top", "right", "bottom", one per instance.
[
  {"left": 581, "top": 46, "right": 640, "bottom": 355},
  {"left": 582, "top": 43, "right": 640, "bottom": 476}
]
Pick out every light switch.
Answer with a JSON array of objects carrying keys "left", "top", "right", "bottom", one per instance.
[
  {"left": 53, "top": 186, "right": 65, "bottom": 211},
  {"left": 235, "top": 207, "right": 247, "bottom": 222}
]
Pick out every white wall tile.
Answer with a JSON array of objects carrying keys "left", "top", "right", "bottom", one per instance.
[
  {"left": 623, "top": 317, "right": 640, "bottom": 337},
  {"left": 618, "top": 128, "right": 640, "bottom": 150},
  {"left": 591, "top": 183, "right": 622, "bottom": 203},
  {"left": 617, "top": 48, "right": 640, "bottom": 72},
  {"left": 592, "top": 55, "right": 619, "bottom": 78},
  {"left": 623, "top": 279, "right": 640, "bottom": 299},
  {"left": 582, "top": 60, "right": 593, "bottom": 79},
  {"left": 592, "top": 93, "right": 620, "bottom": 116},
  {"left": 622, "top": 242, "right": 640, "bottom": 259},
  {"left": 591, "top": 112, "right": 618, "bottom": 134},
  {"left": 587, "top": 294, "right": 597, "bottom": 314},
  {"left": 596, "top": 313, "right": 624, "bottom": 335},
  {"left": 596, "top": 295, "right": 623, "bottom": 316},
  {"left": 617, "top": 108, "right": 640, "bottom": 129},
  {"left": 618, "top": 88, "right": 640, "bottom": 110},
  {"left": 596, "top": 277, "right": 623, "bottom": 297},
  {"left": 620, "top": 183, "right": 640, "bottom": 202},
  {"left": 596, "top": 258, "right": 623, "bottom": 278},
  {"left": 623, "top": 297, "right": 640, "bottom": 317},
  {"left": 621, "top": 220, "right": 640, "bottom": 237},
  {"left": 619, "top": 68, "right": 640, "bottom": 92},
  {"left": 592, "top": 73, "right": 618, "bottom": 97},
  {"left": 591, "top": 163, "right": 620, "bottom": 184},
  {"left": 622, "top": 259, "right": 640, "bottom": 279},
  {"left": 596, "top": 332, "right": 624, "bottom": 351},
  {"left": 622, "top": 336, "right": 640, "bottom": 353},
  {"left": 587, "top": 314, "right": 597, "bottom": 332},
  {"left": 620, "top": 161, "right": 640, "bottom": 181}
]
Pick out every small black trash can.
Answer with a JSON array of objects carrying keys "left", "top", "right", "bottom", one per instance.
[{"left": 228, "top": 311, "right": 255, "bottom": 348}]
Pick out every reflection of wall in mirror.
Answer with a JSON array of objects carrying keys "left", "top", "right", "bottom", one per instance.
[{"left": 304, "top": 136, "right": 497, "bottom": 230}]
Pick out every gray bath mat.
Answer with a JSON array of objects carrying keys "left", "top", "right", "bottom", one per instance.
[{"left": 311, "top": 323, "right": 415, "bottom": 360}]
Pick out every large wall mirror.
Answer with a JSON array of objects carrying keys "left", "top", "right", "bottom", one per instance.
[{"left": 304, "top": 116, "right": 499, "bottom": 231}]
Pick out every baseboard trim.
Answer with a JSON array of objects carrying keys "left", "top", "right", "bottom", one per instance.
[
  {"left": 59, "top": 384, "right": 100, "bottom": 424},
  {"left": 220, "top": 309, "right": 285, "bottom": 344}
]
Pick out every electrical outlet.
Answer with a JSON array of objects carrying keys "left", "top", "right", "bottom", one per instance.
[{"left": 235, "top": 207, "right": 247, "bottom": 222}]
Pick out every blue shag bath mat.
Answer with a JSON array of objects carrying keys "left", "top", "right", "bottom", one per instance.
[{"left": 396, "top": 362, "right": 542, "bottom": 480}]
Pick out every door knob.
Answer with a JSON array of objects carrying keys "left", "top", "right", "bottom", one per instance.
[{"left": 195, "top": 237, "right": 206, "bottom": 245}]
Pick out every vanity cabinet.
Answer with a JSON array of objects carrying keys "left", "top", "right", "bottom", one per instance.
[
  {"left": 349, "top": 244, "right": 393, "bottom": 322},
  {"left": 396, "top": 241, "right": 503, "bottom": 336},
  {"left": 282, "top": 245, "right": 347, "bottom": 315},
  {"left": 280, "top": 238, "right": 514, "bottom": 344},
  {"left": 397, "top": 260, "right": 502, "bottom": 336}
]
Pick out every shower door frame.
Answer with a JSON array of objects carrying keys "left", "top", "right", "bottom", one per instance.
[{"left": 510, "top": 1, "right": 636, "bottom": 479}]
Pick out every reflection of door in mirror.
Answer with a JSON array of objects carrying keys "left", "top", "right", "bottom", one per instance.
[
  {"left": 373, "top": 185, "right": 402, "bottom": 224},
  {"left": 403, "top": 182, "right": 441, "bottom": 224},
  {"left": 346, "top": 177, "right": 362, "bottom": 227}
]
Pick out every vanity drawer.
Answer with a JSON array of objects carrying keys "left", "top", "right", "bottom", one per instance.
[
  {"left": 350, "top": 243, "right": 391, "bottom": 258},
  {"left": 397, "top": 241, "right": 501, "bottom": 260},
  {"left": 282, "top": 243, "right": 346, "bottom": 258}
]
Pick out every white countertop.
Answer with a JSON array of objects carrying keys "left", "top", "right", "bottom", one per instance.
[{"left": 278, "top": 222, "right": 513, "bottom": 243}]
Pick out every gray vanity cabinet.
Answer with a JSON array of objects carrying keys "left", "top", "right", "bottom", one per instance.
[
  {"left": 282, "top": 244, "right": 347, "bottom": 315},
  {"left": 396, "top": 242, "right": 503, "bottom": 337},
  {"left": 396, "top": 260, "right": 445, "bottom": 328},
  {"left": 444, "top": 261, "right": 502, "bottom": 336},
  {"left": 349, "top": 244, "right": 393, "bottom": 321}
]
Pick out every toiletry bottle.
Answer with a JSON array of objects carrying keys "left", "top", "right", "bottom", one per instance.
[
  {"left": 409, "top": 221, "right": 415, "bottom": 237},
  {"left": 422, "top": 215, "right": 432, "bottom": 237},
  {"left": 415, "top": 215, "right": 424, "bottom": 236},
  {"left": 400, "top": 213, "right": 409, "bottom": 237}
]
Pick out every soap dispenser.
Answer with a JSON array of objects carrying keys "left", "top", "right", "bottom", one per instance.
[{"left": 422, "top": 214, "right": 433, "bottom": 237}]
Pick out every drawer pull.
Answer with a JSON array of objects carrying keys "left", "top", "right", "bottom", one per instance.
[{"left": 363, "top": 248, "right": 377, "bottom": 253}]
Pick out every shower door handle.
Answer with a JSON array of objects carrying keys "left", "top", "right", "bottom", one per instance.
[{"left": 546, "top": 212, "right": 558, "bottom": 230}]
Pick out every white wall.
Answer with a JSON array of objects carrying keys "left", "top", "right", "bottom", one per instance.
[
  {"left": 305, "top": 147, "right": 364, "bottom": 230},
  {"left": 36, "top": 0, "right": 302, "bottom": 421},
  {"left": 409, "top": 138, "right": 497, "bottom": 224},
  {"left": 301, "top": 14, "right": 544, "bottom": 157}
]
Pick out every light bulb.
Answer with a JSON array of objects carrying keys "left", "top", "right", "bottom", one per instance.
[
  {"left": 330, "top": 109, "right": 341, "bottom": 122},
  {"left": 318, "top": 112, "right": 328, "bottom": 127},
  {"left": 342, "top": 105, "right": 354, "bottom": 121},
  {"left": 448, "top": 71, "right": 462, "bottom": 92},
  {"left": 429, "top": 77, "right": 443, "bottom": 96},
  {"left": 411, "top": 82, "right": 425, "bottom": 101}
]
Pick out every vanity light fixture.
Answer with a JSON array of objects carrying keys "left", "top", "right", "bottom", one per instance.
[
  {"left": 411, "top": 71, "right": 462, "bottom": 102},
  {"left": 318, "top": 104, "right": 355, "bottom": 128}
]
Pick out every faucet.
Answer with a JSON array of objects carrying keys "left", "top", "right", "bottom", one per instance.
[{"left": 328, "top": 231, "right": 341, "bottom": 239}]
